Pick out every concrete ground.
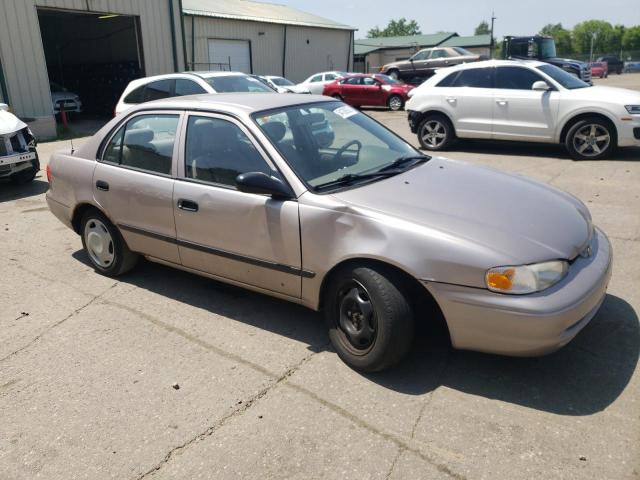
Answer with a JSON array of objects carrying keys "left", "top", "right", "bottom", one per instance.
[{"left": 1, "top": 74, "right": 639, "bottom": 480}]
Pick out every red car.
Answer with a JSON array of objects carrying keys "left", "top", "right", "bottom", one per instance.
[
  {"left": 590, "top": 61, "right": 608, "bottom": 78},
  {"left": 322, "top": 74, "right": 414, "bottom": 111}
]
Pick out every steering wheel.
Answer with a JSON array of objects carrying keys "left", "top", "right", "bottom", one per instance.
[{"left": 335, "top": 139, "right": 362, "bottom": 164}]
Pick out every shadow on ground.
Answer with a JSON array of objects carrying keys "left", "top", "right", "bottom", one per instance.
[
  {"left": 74, "top": 251, "right": 639, "bottom": 417},
  {"left": 0, "top": 177, "right": 48, "bottom": 203}
]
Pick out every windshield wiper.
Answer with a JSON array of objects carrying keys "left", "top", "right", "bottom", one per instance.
[
  {"left": 378, "top": 154, "right": 430, "bottom": 172},
  {"left": 314, "top": 170, "right": 403, "bottom": 191}
]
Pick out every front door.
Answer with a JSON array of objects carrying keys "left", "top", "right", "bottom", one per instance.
[
  {"left": 492, "top": 66, "right": 559, "bottom": 141},
  {"left": 359, "top": 76, "right": 384, "bottom": 106},
  {"left": 93, "top": 111, "right": 182, "bottom": 264},
  {"left": 173, "top": 113, "right": 302, "bottom": 298}
]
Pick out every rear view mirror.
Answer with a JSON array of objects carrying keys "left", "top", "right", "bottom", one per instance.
[
  {"left": 236, "top": 172, "right": 293, "bottom": 199},
  {"left": 532, "top": 81, "right": 551, "bottom": 91}
]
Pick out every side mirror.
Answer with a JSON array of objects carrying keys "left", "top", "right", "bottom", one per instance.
[
  {"left": 532, "top": 81, "right": 551, "bottom": 91},
  {"left": 236, "top": 172, "right": 293, "bottom": 199}
]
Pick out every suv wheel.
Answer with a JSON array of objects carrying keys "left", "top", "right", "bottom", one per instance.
[
  {"left": 81, "top": 210, "right": 138, "bottom": 276},
  {"left": 565, "top": 118, "right": 615, "bottom": 160},
  {"left": 417, "top": 114, "right": 455, "bottom": 151},
  {"left": 324, "top": 265, "right": 414, "bottom": 372}
]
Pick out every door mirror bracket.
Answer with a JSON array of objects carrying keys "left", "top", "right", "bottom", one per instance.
[{"left": 532, "top": 80, "right": 552, "bottom": 91}]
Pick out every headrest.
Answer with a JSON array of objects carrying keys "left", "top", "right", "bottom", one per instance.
[
  {"left": 261, "top": 121, "right": 286, "bottom": 142},
  {"left": 124, "top": 128, "right": 153, "bottom": 146}
]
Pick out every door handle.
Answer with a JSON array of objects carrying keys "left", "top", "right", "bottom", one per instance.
[
  {"left": 177, "top": 199, "right": 199, "bottom": 212},
  {"left": 96, "top": 180, "right": 109, "bottom": 191},
  {"left": 496, "top": 99, "right": 508, "bottom": 106},
  {"left": 446, "top": 97, "right": 457, "bottom": 104}
]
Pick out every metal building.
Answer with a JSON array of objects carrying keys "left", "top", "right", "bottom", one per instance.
[
  {"left": 182, "top": 0, "right": 355, "bottom": 83},
  {"left": 0, "top": 0, "right": 186, "bottom": 139}
]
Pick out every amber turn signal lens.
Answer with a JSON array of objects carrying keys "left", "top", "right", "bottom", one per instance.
[{"left": 487, "top": 269, "right": 514, "bottom": 291}]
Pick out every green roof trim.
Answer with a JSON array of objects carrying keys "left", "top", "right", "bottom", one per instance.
[{"left": 441, "top": 34, "right": 491, "bottom": 48}]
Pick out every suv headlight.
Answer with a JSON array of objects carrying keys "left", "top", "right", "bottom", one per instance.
[
  {"left": 625, "top": 105, "right": 640, "bottom": 114},
  {"left": 485, "top": 261, "right": 568, "bottom": 294}
]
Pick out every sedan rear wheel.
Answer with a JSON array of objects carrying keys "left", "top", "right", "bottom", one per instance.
[
  {"left": 387, "top": 95, "right": 404, "bottom": 111},
  {"left": 565, "top": 118, "right": 615, "bottom": 160},
  {"left": 418, "top": 114, "right": 454, "bottom": 151},
  {"left": 81, "top": 210, "right": 138, "bottom": 276}
]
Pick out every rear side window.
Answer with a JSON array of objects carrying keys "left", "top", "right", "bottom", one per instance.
[
  {"left": 123, "top": 85, "right": 145, "bottom": 104},
  {"left": 175, "top": 79, "right": 207, "bottom": 96},
  {"left": 436, "top": 71, "right": 459, "bottom": 87},
  {"left": 310, "top": 75, "right": 323, "bottom": 82},
  {"left": 143, "top": 80, "right": 173, "bottom": 102},
  {"left": 325, "top": 73, "right": 338, "bottom": 81},
  {"left": 451, "top": 68, "right": 493, "bottom": 88},
  {"left": 495, "top": 67, "right": 545, "bottom": 90},
  {"left": 102, "top": 114, "right": 179, "bottom": 175}
]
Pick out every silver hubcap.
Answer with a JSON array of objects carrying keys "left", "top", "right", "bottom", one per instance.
[
  {"left": 421, "top": 121, "right": 447, "bottom": 148},
  {"left": 389, "top": 96, "right": 402, "bottom": 110},
  {"left": 573, "top": 124, "right": 610, "bottom": 157},
  {"left": 84, "top": 219, "right": 115, "bottom": 268}
]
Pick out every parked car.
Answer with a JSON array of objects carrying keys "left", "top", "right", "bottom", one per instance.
[
  {"left": 597, "top": 55, "right": 624, "bottom": 75},
  {"left": 259, "top": 75, "right": 310, "bottom": 94},
  {"left": 589, "top": 61, "right": 608, "bottom": 78},
  {"left": 406, "top": 60, "right": 640, "bottom": 160},
  {"left": 322, "top": 74, "right": 414, "bottom": 110},
  {"left": 46, "top": 93, "right": 612, "bottom": 371},
  {"left": 0, "top": 103, "right": 39, "bottom": 184},
  {"left": 295, "top": 71, "right": 349, "bottom": 95},
  {"left": 380, "top": 47, "right": 482, "bottom": 82},
  {"left": 50, "top": 82, "right": 82, "bottom": 116},
  {"left": 624, "top": 61, "right": 640, "bottom": 73},
  {"left": 115, "top": 71, "right": 273, "bottom": 115}
]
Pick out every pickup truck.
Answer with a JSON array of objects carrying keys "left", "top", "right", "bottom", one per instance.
[{"left": 0, "top": 104, "right": 39, "bottom": 184}]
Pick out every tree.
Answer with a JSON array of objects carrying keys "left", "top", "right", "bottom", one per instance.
[
  {"left": 622, "top": 26, "right": 640, "bottom": 51},
  {"left": 572, "top": 20, "right": 615, "bottom": 54},
  {"left": 539, "top": 23, "right": 573, "bottom": 55},
  {"left": 367, "top": 18, "right": 421, "bottom": 38},
  {"left": 475, "top": 21, "right": 490, "bottom": 36}
]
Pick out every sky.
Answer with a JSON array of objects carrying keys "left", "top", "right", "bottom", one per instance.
[{"left": 267, "top": 0, "right": 640, "bottom": 39}]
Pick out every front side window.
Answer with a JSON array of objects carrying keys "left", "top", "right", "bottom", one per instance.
[
  {"left": 103, "top": 114, "right": 179, "bottom": 175},
  {"left": 451, "top": 68, "right": 493, "bottom": 88},
  {"left": 175, "top": 79, "right": 207, "bottom": 96},
  {"left": 204, "top": 75, "right": 272, "bottom": 93},
  {"left": 362, "top": 77, "right": 377, "bottom": 86},
  {"left": 342, "top": 77, "right": 361, "bottom": 85},
  {"left": 254, "top": 101, "right": 420, "bottom": 191},
  {"left": 537, "top": 64, "right": 590, "bottom": 90},
  {"left": 495, "top": 67, "right": 545, "bottom": 90},
  {"left": 185, "top": 116, "right": 274, "bottom": 187},
  {"left": 143, "top": 80, "right": 173, "bottom": 102}
]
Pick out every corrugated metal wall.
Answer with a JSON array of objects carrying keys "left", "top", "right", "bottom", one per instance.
[
  {"left": 0, "top": 0, "right": 184, "bottom": 136},
  {"left": 185, "top": 16, "right": 353, "bottom": 83}
]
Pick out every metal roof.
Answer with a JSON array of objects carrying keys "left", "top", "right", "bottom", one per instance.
[
  {"left": 182, "top": 0, "right": 355, "bottom": 30},
  {"left": 354, "top": 32, "right": 457, "bottom": 52},
  {"left": 441, "top": 34, "right": 491, "bottom": 48}
]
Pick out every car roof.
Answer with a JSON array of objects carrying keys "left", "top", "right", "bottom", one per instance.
[
  {"left": 434, "top": 59, "right": 547, "bottom": 74},
  {"left": 132, "top": 92, "right": 334, "bottom": 116}
]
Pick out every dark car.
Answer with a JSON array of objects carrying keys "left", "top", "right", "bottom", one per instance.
[
  {"left": 323, "top": 74, "right": 414, "bottom": 110},
  {"left": 597, "top": 55, "right": 624, "bottom": 74},
  {"left": 380, "top": 47, "right": 482, "bottom": 82}
]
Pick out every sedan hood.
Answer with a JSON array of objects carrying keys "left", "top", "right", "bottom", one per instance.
[{"left": 332, "top": 158, "right": 592, "bottom": 264}]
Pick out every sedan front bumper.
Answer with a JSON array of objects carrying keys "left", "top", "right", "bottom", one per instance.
[{"left": 424, "top": 227, "right": 612, "bottom": 356}]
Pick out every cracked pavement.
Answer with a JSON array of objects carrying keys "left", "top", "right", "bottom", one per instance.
[{"left": 1, "top": 75, "right": 639, "bottom": 479}]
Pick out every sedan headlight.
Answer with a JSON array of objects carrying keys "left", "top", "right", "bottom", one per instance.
[
  {"left": 625, "top": 105, "right": 640, "bottom": 114},
  {"left": 485, "top": 261, "right": 568, "bottom": 294}
]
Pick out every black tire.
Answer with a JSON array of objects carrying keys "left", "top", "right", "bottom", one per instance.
[
  {"left": 10, "top": 158, "right": 39, "bottom": 185},
  {"left": 417, "top": 113, "right": 455, "bottom": 151},
  {"left": 324, "top": 265, "right": 414, "bottom": 372},
  {"left": 565, "top": 117, "right": 616, "bottom": 160},
  {"left": 387, "top": 94, "right": 404, "bottom": 111},
  {"left": 80, "top": 209, "right": 138, "bottom": 276}
]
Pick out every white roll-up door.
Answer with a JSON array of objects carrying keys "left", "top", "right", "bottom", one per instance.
[{"left": 207, "top": 39, "right": 251, "bottom": 73}]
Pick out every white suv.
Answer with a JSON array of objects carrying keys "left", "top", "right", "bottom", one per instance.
[
  {"left": 295, "top": 71, "right": 348, "bottom": 95},
  {"left": 114, "top": 71, "right": 273, "bottom": 116},
  {"left": 406, "top": 60, "right": 640, "bottom": 160}
]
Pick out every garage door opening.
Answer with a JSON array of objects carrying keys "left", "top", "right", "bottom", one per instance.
[
  {"left": 37, "top": 8, "right": 144, "bottom": 125},
  {"left": 208, "top": 39, "right": 251, "bottom": 73}
]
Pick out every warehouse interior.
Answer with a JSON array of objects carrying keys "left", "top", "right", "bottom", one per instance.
[{"left": 37, "top": 8, "right": 144, "bottom": 119}]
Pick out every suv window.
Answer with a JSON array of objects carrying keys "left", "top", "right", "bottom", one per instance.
[
  {"left": 143, "top": 79, "right": 173, "bottom": 102},
  {"left": 185, "top": 116, "right": 273, "bottom": 187},
  {"left": 451, "top": 67, "right": 493, "bottom": 88},
  {"left": 103, "top": 114, "right": 179, "bottom": 175},
  {"left": 175, "top": 79, "right": 207, "bottom": 96},
  {"left": 495, "top": 66, "right": 545, "bottom": 90},
  {"left": 124, "top": 85, "right": 145, "bottom": 104}
]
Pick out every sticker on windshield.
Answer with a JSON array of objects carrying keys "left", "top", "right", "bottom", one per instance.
[{"left": 333, "top": 105, "right": 359, "bottom": 119}]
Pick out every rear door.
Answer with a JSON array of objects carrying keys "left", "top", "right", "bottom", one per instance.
[
  {"left": 94, "top": 111, "right": 183, "bottom": 263},
  {"left": 173, "top": 113, "right": 302, "bottom": 297},
  {"left": 443, "top": 66, "right": 495, "bottom": 138},
  {"left": 492, "top": 66, "right": 559, "bottom": 141}
]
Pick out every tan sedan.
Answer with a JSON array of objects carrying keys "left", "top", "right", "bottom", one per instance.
[{"left": 46, "top": 93, "right": 612, "bottom": 371}]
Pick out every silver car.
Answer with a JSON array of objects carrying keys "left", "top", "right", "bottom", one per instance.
[{"left": 46, "top": 93, "right": 612, "bottom": 371}]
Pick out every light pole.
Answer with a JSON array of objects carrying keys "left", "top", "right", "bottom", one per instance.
[
  {"left": 589, "top": 32, "right": 597, "bottom": 63},
  {"left": 490, "top": 11, "right": 496, "bottom": 58}
]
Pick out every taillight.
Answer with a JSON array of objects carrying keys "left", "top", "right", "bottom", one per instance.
[{"left": 46, "top": 164, "right": 52, "bottom": 184}]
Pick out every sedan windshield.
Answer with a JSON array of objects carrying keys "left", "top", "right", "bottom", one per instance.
[
  {"left": 537, "top": 64, "right": 590, "bottom": 90},
  {"left": 204, "top": 75, "right": 273, "bottom": 93},
  {"left": 253, "top": 101, "right": 425, "bottom": 191}
]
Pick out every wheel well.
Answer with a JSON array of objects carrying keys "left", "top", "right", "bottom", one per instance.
[
  {"left": 319, "top": 258, "right": 450, "bottom": 342},
  {"left": 71, "top": 203, "right": 102, "bottom": 234},
  {"left": 560, "top": 112, "right": 618, "bottom": 145}
]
